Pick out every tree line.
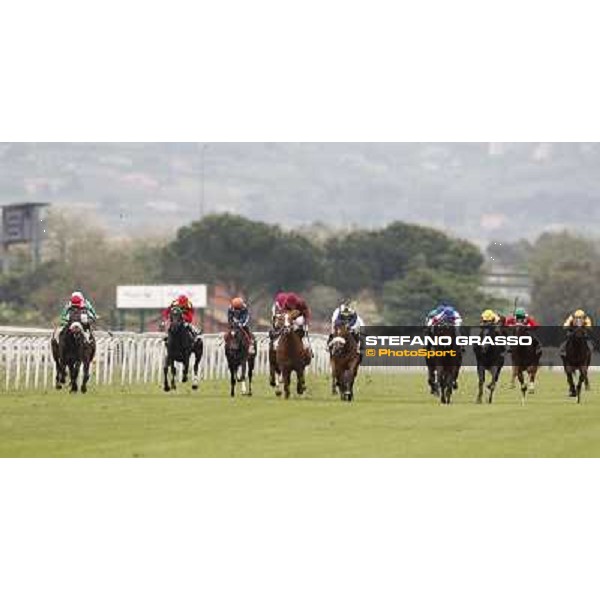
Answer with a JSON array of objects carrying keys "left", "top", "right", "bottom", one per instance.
[{"left": 0, "top": 211, "right": 517, "bottom": 328}]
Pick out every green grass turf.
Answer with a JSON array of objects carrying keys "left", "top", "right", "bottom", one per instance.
[{"left": 0, "top": 371, "right": 598, "bottom": 457}]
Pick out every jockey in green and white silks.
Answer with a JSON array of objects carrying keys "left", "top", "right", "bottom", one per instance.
[
  {"left": 54, "top": 291, "right": 97, "bottom": 343},
  {"left": 59, "top": 291, "right": 98, "bottom": 327}
]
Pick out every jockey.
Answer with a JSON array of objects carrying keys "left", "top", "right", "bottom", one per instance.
[
  {"left": 329, "top": 300, "right": 364, "bottom": 354},
  {"left": 505, "top": 307, "right": 542, "bottom": 357},
  {"left": 480, "top": 309, "right": 502, "bottom": 326},
  {"left": 227, "top": 297, "right": 256, "bottom": 354},
  {"left": 504, "top": 307, "right": 539, "bottom": 328},
  {"left": 59, "top": 291, "right": 97, "bottom": 327},
  {"left": 161, "top": 294, "right": 202, "bottom": 338},
  {"left": 57, "top": 291, "right": 97, "bottom": 343},
  {"left": 271, "top": 291, "right": 311, "bottom": 351},
  {"left": 563, "top": 308, "right": 593, "bottom": 329},
  {"left": 426, "top": 302, "right": 463, "bottom": 329},
  {"left": 560, "top": 308, "right": 594, "bottom": 356}
]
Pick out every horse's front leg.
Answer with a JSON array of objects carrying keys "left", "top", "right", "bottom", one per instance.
[
  {"left": 230, "top": 367, "right": 236, "bottom": 397},
  {"left": 527, "top": 367, "right": 537, "bottom": 394},
  {"left": 487, "top": 366, "right": 499, "bottom": 403},
  {"left": 69, "top": 361, "right": 80, "bottom": 393},
  {"left": 283, "top": 369, "right": 291, "bottom": 399},
  {"left": 163, "top": 358, "right": 171, "bottom": 392},
  {"left": 565, "top": 368, "right": 576, "bottom": 397},
  {"left": 170, "top": 363, "right": 177, "bottom": 390},
  {"left": 427, "top": 362, "right": 438, "bottom": 395},
  {"left": 81, "top": 360, "right": 90, "bottom": 394},
  {"left": 247, "top": 358, "right": 254, "bottom": 396},
  {"left": 192, "top": 353, "right": 200, "bottom": 390},
  {"left": 516, "top": 368, "right": 527, "bottom": 403},
  {"left": 297, "top": 369, "right": 306, "bottom": 396},
  {"left": 576, "top": 369, "right": 585, "bottom": 403},
  {"left": 584, "top": 366, "right": 591, "bottom": 391},
  {"left": 239, "top": 361, "right": 249, "bottom": 395},
  {"left": 55, "top": 359, "right": 63, "bottom": 389},
  {"left": 269, "top": 347, "right": 277, "bottom": 387},
  {"left": 330, "top": 358, "right": 338, "bottom": 395},
  {"left": 182, "top": 356, "right": 189, "bottom": 383},
  {"left": 476, "top": 365, "right": 484, "bottom": 403}
]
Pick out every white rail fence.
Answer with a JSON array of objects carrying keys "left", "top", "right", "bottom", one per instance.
[{"left": 0, "top": 329, "right": 333, "bottom": 391}]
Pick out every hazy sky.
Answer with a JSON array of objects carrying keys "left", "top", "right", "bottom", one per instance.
[{"left": 1, "top": 142, "right": 599, "bottom": 244}]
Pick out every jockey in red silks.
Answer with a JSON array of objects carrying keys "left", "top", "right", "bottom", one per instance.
[
  {"left": 273, "top": 291, "right": 311, "bottom": 320},
  {"left": 504, "top": 307, "right": 540, "bottom": 328},
  {"left": 161, "top": 294, "right": 202, "bottom": 338},
  {"left": 271, "top": 291, "right": 311, "bottom": 351},
  {"left": 505, "top": 307, "right": 542, "bottom": 358}
]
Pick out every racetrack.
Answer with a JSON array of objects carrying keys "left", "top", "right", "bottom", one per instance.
[{"left": 0, "top": 371, "right": 598, "bottom": 457}]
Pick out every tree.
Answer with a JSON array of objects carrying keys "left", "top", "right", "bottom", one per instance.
[
  {"left": 324, "top": 221, "right": 484, "bottom": 296},
  {"left": 382, "top": 268, "right": 499, "bottom": 326},
  {"left": 162, "top": 213, "right": 323, "bottom": 300},
  {"left": 528, "top": 231, "right": 600, "bottom": 323}
]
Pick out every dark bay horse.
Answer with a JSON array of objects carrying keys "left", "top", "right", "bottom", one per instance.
[
  {"left": 562, "top": 324, "right": 591, "bottom": 402},
  {"left": 328, "top": 323, "right": 361, "bottom": 401},
  {"left": 271, "top": 310, "right": 310, "bottom": 399},
  {"left": 510, "top": 324, "right": 541, "bottom": 403},
  {"left": 51, "top": 309, "right": 96, "bottom": 393},
  {"left": 163, "top": 307, "right": 204, "bottom": 392},
  {"left": 430, "top": 325, "right": 462, "bottom": 404},
  {"left": 473, "top": 324, "right": 505, "bottom": 404},
  {"left": 224, "top": 323, "right": 256, "bottom": 397}
]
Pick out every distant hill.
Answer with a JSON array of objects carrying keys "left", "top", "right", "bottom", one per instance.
[{"left": 1, "top": 142, "right": 599, "bottom": 244}]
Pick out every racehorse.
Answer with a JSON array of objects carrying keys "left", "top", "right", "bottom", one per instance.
[
  {"left": 473, "top": 323, "right": 505, "bottom": 403},
  {"left": 224, "top": 322, "right": 256, "bottom": 397},
  {"left": 270, "top": 310, "right": 310, "bottom": 399},
  {"left": 163, "top": 307, "right": 204, "bottom": 392},
  {"left": 510, "top": 324, "right": 541, "bottom": 403},
  {"left": 328, "top": 322, "right": 360, "bottom": 401},
  {"left": 430, "top": 324, "right": 462, "bottom": 404},
  {"left": 562, "top": 323, "right": 591, "bottom": 403},
  {"left": 51, "top": 308, "right": 96, "bottom": 393}
]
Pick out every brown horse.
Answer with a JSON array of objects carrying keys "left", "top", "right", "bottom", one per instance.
[
  {"left": 270, "top": 310, "right": 310, "bottom": 399},
  {"left": 511, "top": 324, "right": 541, "bottom": 404},
  {"left": 328, "top": 323, "right": 360, "bottom": 401},
  {"left": 561, "top": 324, "right": 591, "bottom": 403}
]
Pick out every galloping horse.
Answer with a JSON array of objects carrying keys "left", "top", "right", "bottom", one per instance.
[
  {"left": 328, "top": 322, "right": 361, "bottom": 401},
  {"left": 562, "top": 323, "right": 591, "bottom": 402},
  {"left": 224, "top": 323, "right": 256, "bottom": 397},
  {"left": 510, "top": 324, "right": 541, "bottom": 403},
  {"left": 430, "top": 324, "right": 462, "bottom": 404},
  {"left": 51, "top": 308, "right": 96, "bottom": 393},
  {"left": 163, "top": 307, "right": 204, "bottom": 392},
  {"left": 270, "top": 310, "right": 310, "bottom": 399},
  {"left": 474, "top": 323, "right": 505, "bottom": 403}
]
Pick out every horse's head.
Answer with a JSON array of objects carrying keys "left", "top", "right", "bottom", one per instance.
[
  {"left": 225, "top": 325, "right": 244, "bottom": 351},
  {"left": 281, "top": 311, "right": 294, "bottom": 335},
  {"left": 334, "top": 322, "right": 350, "bottom": 337},
  {"left": 513, "top": 323, "right": 530, "bottom": 337},
  {"left": 478, "top": 324, "right": 499, "bottom": 353},
  {"left": 168, "top": 307, "right": 186, "bottom": 331},
  {"left": 272, "top": 311, "right": 285, "bottom": 331},
  {"left": 68, "top": 321, "right": 84, "bottom": 335},
  {"left": 570, "top": 319, "right": 588, "bottom": 338}
]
